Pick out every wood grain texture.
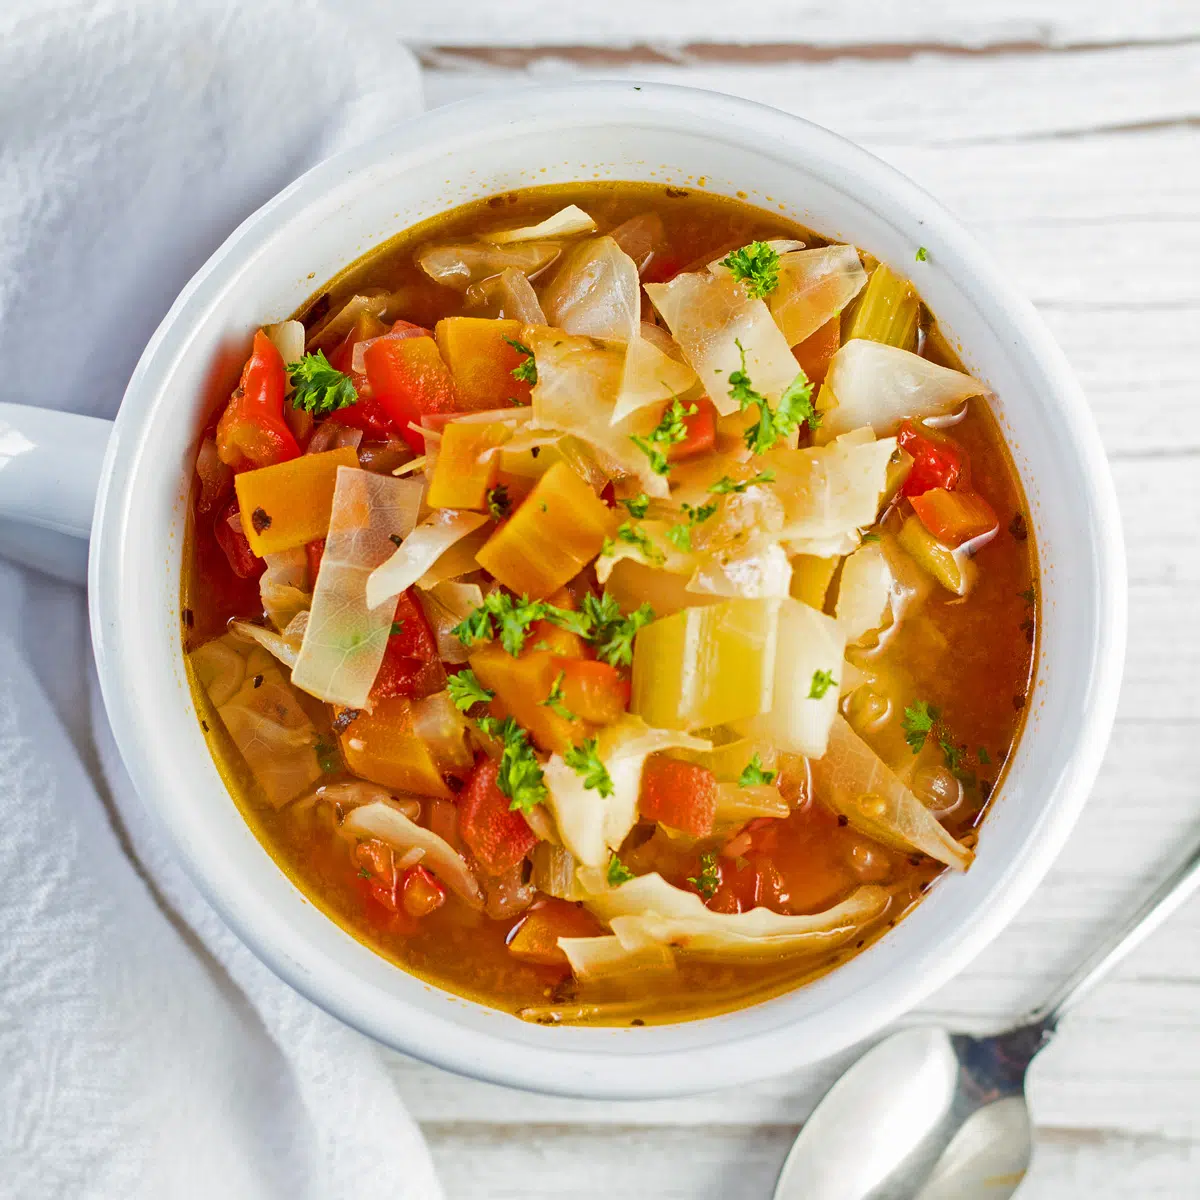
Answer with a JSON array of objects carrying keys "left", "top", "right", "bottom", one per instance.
[{"left": 390, "top": 17, "right": 1200, "bottom": 1196}]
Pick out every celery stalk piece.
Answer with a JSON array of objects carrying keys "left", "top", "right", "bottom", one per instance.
[
  {"left": 630, "top": 598, "right": 780, "bottom": 730},
  {"left": 844, "top": 263, "right": 919, "bottom": 351},
  {"left": 897, "top": 514, "right": 977, "bottom": 596}
]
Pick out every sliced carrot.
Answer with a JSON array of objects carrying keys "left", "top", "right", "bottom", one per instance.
[{"left": 507, "top": 899, "right": 605, "bottom": 965}]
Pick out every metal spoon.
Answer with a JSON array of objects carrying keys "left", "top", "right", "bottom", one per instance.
[{"left": 773, "top": 836, "right": 1200, "bottom": 1199}]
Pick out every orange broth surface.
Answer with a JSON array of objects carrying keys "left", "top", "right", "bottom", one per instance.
[{"left": 183, "top": 183, "right": 1036, "bottom": 1025}]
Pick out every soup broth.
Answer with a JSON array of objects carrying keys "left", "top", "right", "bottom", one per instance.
[{"left": 184, "top": 183, "right": 1035, "bottom": 1025}]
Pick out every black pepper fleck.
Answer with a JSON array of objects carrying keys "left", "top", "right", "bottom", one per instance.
[
  {"left": 250, "top": 507, "right": 272, "bottom": 534},
  {"left": 182, "top": 608, "right": 194, "bottom": 627},
  {"left": 252, "top": 674, "right": 263, "bottom": 689},
  {"left": 837, "top": 814, "right": 849, "bottom": 827},
  {"left": 200, "top": 720, "right": 209, "bottom": 731},
  {"left": 631, "top": 1017, "right": 645, "bottom": 1027},
  {"left": 665, "top": 187, "right": 689, "bottom": 198},
  {"left": 1013, "top": 692, "right": 1026, "bottom": 711},
  {"left": 1008, "top": 511, "right": 1028, "bottom": 541},
  {"left": 331, "top": 708, "right": 361, "bottom": 734}
]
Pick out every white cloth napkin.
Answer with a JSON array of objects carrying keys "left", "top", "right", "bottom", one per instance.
[{"left": 0, "top": 3, "right": 444, "bottom": 1196}]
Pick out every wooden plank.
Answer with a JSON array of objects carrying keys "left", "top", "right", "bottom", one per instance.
[
  {"left": 403, "top": 4, "right": 1200, "bottom": 49},
  {"left": 423, "top": 42, "right": 1200, "bottom": 143},
  {"left": 422, "top": 1122, "right": 1200, "bottom": 1199}
]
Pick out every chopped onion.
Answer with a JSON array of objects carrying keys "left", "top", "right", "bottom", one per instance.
[
  {"left": 611, "top": 328, "right": 700, "bottom": 424},
  {"left": 306, "top": 421, "right": 363, "bottom": 455},
  {"left": 483, "top": 865, "right": 537, "bottom": 919},
  {"left": 265, "top": 320, "right": 305, "bottom": 381},
  {"left": 366, "top": 509, "right": 490, "bottom": 612},
  {"left": 738, "top": 597, "right": 846, "bottom": 758},
  {"left": 766, "top": 245, "right": 867, "bottom": 347},
  {"left": 259, "top": 547, "right": 311, "bottom": 631},
  {"left": 583, "top": 871, "right": 889, "bottom": 959},
  {"left": 531, "top": 842, "right": 586, "bottom": 901},
  {"left": 559, "top": 936, "right": 676, "bottom": 982},
  {"left": 194, "top": 436, "right": 231, "bottom": 514},
  {"left": 416, "top": 242, "right": 560, "bottom": 291},
  {"left": 485, "top": 204, "right": 596, "bottom": 244},
  {"left": 341, "top": 799, "right": 484, "bottom": 908},
  {"left": 818, "top": 340, "right": 989, "bottom": 442},
  {"left": 810, "top": 716, "right": 974, "bottom": 870},
  {"left": 188, "top": 636, "right": 246, "bottom": 707},
  {"left": 230, "top": 612, "right": 309, "bottom": 670},
  {"left": 464, "top": 267, "right": 547, "bottom": 324},
  {"left": 291, "top": 468, "right": 423, "bottom": 708},
  {"left": 542, "top": 717, "right": 710, "bottom": 868},
  {"left": 608, "top": 212, "right": 666, "bottom": 275},
  {"left": 310, "top": 780, "right": 420, "bottom": 820},
  {"left": 418, "top": 580, "right": 484, "bottom": 664},
  {"left": 411, "top": 689, "right": 473, "bottom": 772},
  {"left": 306, "top": 293, "right": 390, "bottom": 351},
  {"left": 687, "top": 540, "right": 792, "bottom": 601},
  {"left": 645, "top": 269, "right": 800, "bottom": 415},
  {"left": 539, "top": 235, "right": 641, "bottom": 342}
]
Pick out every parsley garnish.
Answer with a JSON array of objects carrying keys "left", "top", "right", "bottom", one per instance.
[
  {"left": 603, "top": 522, "right": 666, "bottom": 567},
  {"left": 452, "top": 591, "right": 548, "bottom": 656},
  {"left": 708, "top": 470, "right": 776, "bottom": 495},
  {"left": 606, "top": 853, "right": 635, "bottom": 886},
  {"left": 486, "top": 484, "right": 511, "bottom": 521},
  {"left": 721, "top": 241, "right": 781, "bottom": 298},
  {"left": 287, "top": 351, "right": 358, "bottom": 416},
  {"left": 978, "top": 746, "right": 991, "bottom": 765},
  {"left": 1019, "top": 587, "right": 1036, "bottom": 606},
  {"left": 688, "top": 852, "right": 721, "bottom": 899},
  {"left": 619, "top": 493, "right": 651, "bottom": 519},
  {"left": 902, "top": 701, "right": 940, "bottom": 753},
  {"left": 738, "top": 753, "right": 776, "bottom": 787},
  {"left": 667, "top": 501, "right": 718, "bottom": 552},
  {"left": 447, "top": 669, "right": 494, "bottom": 712},
  {"left": 504, "top": 337, "right": 538, "bottom": 385},
  {"left": 580, "top": 592, "right": 654, "bottom": 667},
  {"left": 729, "top": 341, "right": 818, "bottom": 455},
  {"left": 940, "top": 738, "right": 964, "bottom": 773},
  {"left": 476, "top": 715, "right": 547, "bottom": 813},
  {"left": 565, "top": 737, "right": 614, "bottom": 798},
  {"left": 314, "top": 738, "right": 340, "bottom": 774},
  {"left": 808, "top": 669, "right": 837, "bottom": 700},
  {"left": 861, "top": 532, "right": 881, "bottom": 544},
  {"left": 630, "top": 396, "right": 696, "bottom": 476},
  {"left": 915, "top": 246, "right": 928, "bottom": 262},
  {"left": 540, "top": 671, "right": 576, "bottom": 721},
  {"left": 390, "top": 620, "right": 405, "bottom": 637}
]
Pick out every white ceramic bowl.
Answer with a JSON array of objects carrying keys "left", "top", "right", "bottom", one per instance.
[{"left": 0, "top": 82, "right": 1126, "bottom": 1098}]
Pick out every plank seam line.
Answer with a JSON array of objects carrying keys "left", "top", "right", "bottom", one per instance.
[{"left": 416, "top": 36, "right": 1200, "bottom": 70}]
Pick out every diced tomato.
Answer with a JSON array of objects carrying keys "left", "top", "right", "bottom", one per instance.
[
  {"left": 353, "top": 838, "right": 398, "bottom": 910},
  {"left": 897, "top": 419, "right": 966, "bottom": 497},
  {"left": 363, "top": 335, "right": 460, "bottom": 452},
  {"left": 370, "top": 590, "right": 446, "bottom": 702},
  {"left": 214, "top": 499, "right": 261, "bottom": 579},
  {"left": 639, "top": 755, "right": 718, "bottom": 837},
  {"left": 400, "top": 864, "right": 446, "bottom": 918},
  {"left": 458, "top": 757, "right": 538, "bottom": 875},
  {"left": 556, "top": 658, "right": 629, "bottom": 725},
  {"left": 324, "top": 317, "right": 404, "bottom": 441},
  {"left": 792, "top": 315, "right": 840, "bottom": 386},
  {"left": 215, "top": 331, "right": 300, "bottom": 472},
  {"left": 910, "top": 487, "right": 999, "bottom": 547},
  {"left": 305, "top": 537, "right": 325, "bottom": 585},
  {"left": 667, "top": 395, "right": 717, "bottom": 462},
  {"left": 507, "top": 898, "right": 605, "bottom": 965}
]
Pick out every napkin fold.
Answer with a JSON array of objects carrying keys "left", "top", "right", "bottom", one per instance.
[{"left": 0, "top": 2, "right": 443, "bottom": 1196}]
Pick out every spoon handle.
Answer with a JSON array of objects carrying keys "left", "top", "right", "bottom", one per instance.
[{"left": 1029, "top": 835, "right": 1200, "bottom": 1026}]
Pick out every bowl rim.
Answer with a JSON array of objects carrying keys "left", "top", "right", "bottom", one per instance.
[{"left": 90, "top": 80, "right": 1127, "bottom": 1098}]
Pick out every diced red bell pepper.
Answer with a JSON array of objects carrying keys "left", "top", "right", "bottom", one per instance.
[
  {"left": 323, "top": 316, "right": 405, "bottom": 441},
  {"left": 556, "top": 658, "right": 629, "bottom": 725},
  {"left": 353, "top": 838, "right": 399, "bottom": 910},
  {"left": 214, "top": 499, "right": 262, "bottom": 579},
  {"left": 216, "top": 330, "right": 301, "bottom": 472},
  {"left": 400, "top": 864, "right": 447, "bottom": 918},
  {"left": 639, "top": 755, "right": 718, "bottom": 837},
  {"left": 507, "top": 899, "right": 605, "bottom": 965},
  {"left": 897, "top": 420, "right": 966, "bottom": 497},
  {"left": 363, "top": 335, "right": 461, "bottom": 453},
  {"left": 910, "top": 487, "right": 999, "bottom": 547},
  {"left": 370, "top": 589, "right": 446, "bottom": 702},
  {"left": 458, "top": 757, "right": 538, "bottom": 875},
  {"left": 667, "top": 395, "right": 717, "bottom": 462},
  {"left": 305, "top": 537, "right": 325, "bottom": 586},
  {"left": 792, "top": 315, "right": 840, "bottom": 386}
]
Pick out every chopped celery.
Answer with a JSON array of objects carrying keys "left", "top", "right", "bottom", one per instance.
[
  {"left": 844, "top": 263, "right": 919, "bottom": 351},
  {"left": 897, "top": 513, "right": 977, "bottom": 596},
  {"left": 630, "top": 598, "right": 780, "bottom": 730}
]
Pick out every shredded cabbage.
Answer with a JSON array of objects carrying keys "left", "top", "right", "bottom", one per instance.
[
  {"left": 366, "top": 509, "right": 490, "bottom": 612},
  {"left": 818, "top": 340, "right": 989, "bottom": 442},
  {"left": 558, "top": 935, "right": 676, "bottom": 982},
  {"left": 766, "top": 245, "right": 867, "bottom": 347},
  {"left": 645, "top": 270, "right": 800, "bottom": 415},
  {"left": 291, "top": 467, "right": 423, "bottom": 708},
  {"left": 230, "top": 612, "right": 309, "bottom": 670},
  {"left": 416, "top": 242, "right": 560, "bottom": 291},
  {"left": 810, "top": 716, "right": 974, "bottom": 870},
  {"left": 464, "top": 267, "right": 547, "bottom": 324},
  {"left": 264, "top": 320, "right": 305, "bottom": 384},
  {"left": 611, "top": 327, "right": 700, "bottom": 424},
  {"left": 542, "top": 716, "right": 710, "bottom": 868},
  {"left": 418, "top": 580, "right": 484, "bottom": 664},
  {"left": 687, "top": 540, "right": 792, "bottom": 601},
  {"left": 485, "top": 204, "right": 596, "bottom": 244},
  {"left": 539, "top": 236, "right": 641, "bottom": 342},
  {"left": 260, "top": 547, "right": 311, "bottom": 631}
]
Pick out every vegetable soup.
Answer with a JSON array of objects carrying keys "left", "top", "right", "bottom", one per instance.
[{"left": 183, "top": 184, "right": 1036, "bottom": 1025}]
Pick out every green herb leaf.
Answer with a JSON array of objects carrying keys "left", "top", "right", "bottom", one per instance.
[
  {"left": 977, "top": 746, "right": 991, "bottom": 765},
  {"left": 737, "top": 752, "right": 776, "bottom": 788},
  {"left": 447, "top": 669, "right": 494, "bottom": 712},
  {"left": 287, "top": 351, "right": 358, "bottom": 416},
  {"left": 581, "top": 593, "right": 654, "bottom": 668},
  {"left": 565, "top": 737, "right": 615, "bottom": 798},
  {"left": 940, "top": 737, "right": 964, "bottom": 773},
  {"left": 629, "top": 395, "right": 696, "bottom": 476},
  {"left": 708, "top": 470, "right": 776, "bottom": 495},
  {"left": 486, "top": 484, "right": 512, "bottom": 521},
  {"left": 861, "top": 532, "right": 881, "bottom": 543},
  {"left": 902, "top": 700, "right": 940, "bottom": 753},
  {"left": 915, "top": 246, "right": 929, "bottom": 262},
  {"left": 451, "top": 591, "right": 548, "bottom": 656},
  {"left": 808, "top": 668, "right": 837, "bottom": 700},
  {"left": 314, "top": 738, "right": 340, "bottom": 774},
  {"left": 606, "top": 522, "right": 666, "bottom": 566},
  {"left": 474, "top": 715, "right": 547, "bottom": 812},
  {"left": 619, "top": 493, "right": 651, "bottom": 519},
  {"left": 540, "top": 671, "right": 576, "bottom": 721},
  {"left": 688, "top": 852, "right": 721, "bottom": 899},
  {"left": 606, "top": 853, "right": 635, "bottom": 886},
  {"left": 504, "top": 337, "right": 538, "bottom": 385},
  {"left": 720, "top": 241, "right": 781, "bottom": 299}
]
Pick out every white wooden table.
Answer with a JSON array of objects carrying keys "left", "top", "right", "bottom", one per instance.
[{"left": 386, "top": 7, "right": 1200, "bottom": 1195}]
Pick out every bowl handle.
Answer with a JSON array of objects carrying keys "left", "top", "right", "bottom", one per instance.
[{"left": 0, "top": 403, "right": 114, "bottom": 584}]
